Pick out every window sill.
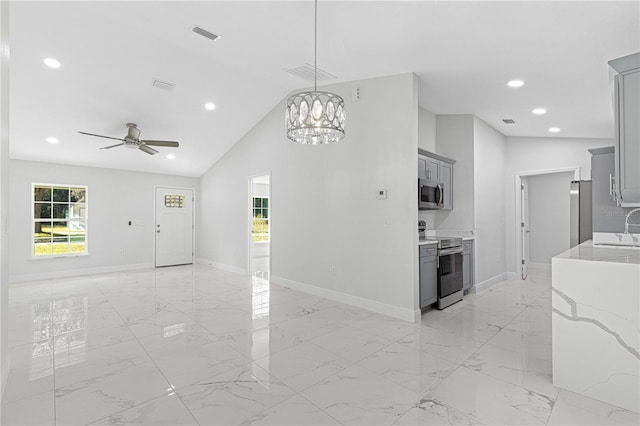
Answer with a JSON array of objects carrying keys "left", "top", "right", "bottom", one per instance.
[{"left": 30, "top": 252, "right": 89, "bottom": 260}]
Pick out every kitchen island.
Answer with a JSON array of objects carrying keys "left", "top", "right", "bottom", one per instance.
[{"left": 552, "top": 241, "right": 640, "bottom": 413}]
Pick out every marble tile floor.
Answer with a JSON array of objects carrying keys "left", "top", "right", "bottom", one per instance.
[{"left": 1, "top": 265, "right": 638, "bottom": 425}]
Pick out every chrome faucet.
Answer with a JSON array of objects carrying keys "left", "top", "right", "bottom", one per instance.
[{"left": 624, "top": 208, "right": 640, "bottom": 234}]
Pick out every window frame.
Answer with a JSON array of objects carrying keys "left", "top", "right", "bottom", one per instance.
[
  {"left": 31, "top": 183, "right": 89, "bottom": 259},
  {"left": 251, "top": 195, "right": 270, "bottom": 243}
]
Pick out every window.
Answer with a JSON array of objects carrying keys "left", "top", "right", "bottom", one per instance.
[
  {"left": 33, "top": 184, "right": 87, "bottom": 257},
  {"left": 164, "top": 194, "right": 185, "bottom": 208},
  {"left": 252, "top": 196, "right": 269, "bottom": 242}
]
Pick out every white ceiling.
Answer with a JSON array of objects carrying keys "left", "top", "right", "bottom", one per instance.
[{"left": 9, "top": 1, "right": 640, "bottom": 177}]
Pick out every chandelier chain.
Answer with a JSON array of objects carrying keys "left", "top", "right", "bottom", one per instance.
[{"left": 314, "top": 0, "right": 318, "bottom": 93}]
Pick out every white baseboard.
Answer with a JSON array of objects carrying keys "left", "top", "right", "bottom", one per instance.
[
  {"left": 9, "top": 262, "right": 154, "bottom": 284},
  {"left": 528, "top": 262, "right": 552, "bottom": 271},
  {"left": 1, "top": 353, "right": 10, "bottom": 401},
  {"left": 195, "top": 258, "right": 246, "bottom": 275},
  {"left": 473, "top": 272, "right": 509, "bottom": 292},
  {"left": 271, "top": 275, "right": 420, "bottom": 323}
]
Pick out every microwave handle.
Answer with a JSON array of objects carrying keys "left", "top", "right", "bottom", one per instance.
[{"left": 437, "top": 184, "right": 443, "bottom": 205}]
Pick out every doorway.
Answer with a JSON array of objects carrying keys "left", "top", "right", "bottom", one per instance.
[
  {"left": 249, "top": 174, "right": 270, "bottom": 281},
  {"left": 516, "top": 168, "right": 579, "bottom": 279},
  {"left": 155, "top": 187, "right": 194, "bottom": 267}
]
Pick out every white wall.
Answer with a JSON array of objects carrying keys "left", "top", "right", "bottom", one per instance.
[
  {"left": 433, "top": 115, "right": 475, "bottom": 231},
  {"left": 473, "top": 117, "right": 507, "bottom": 284},
  {"left": 198, "top": 73, "right": 420, "bottom": 321},
  {"left": 527, "top": 171, "right": 574, "bottom": 266},
  {"left": 0, "top": 0, "right": 9, "bottom": 398},
  {"left": 9, "top": 160, "right": 198, "bottom": 282},
  {"left": 504, "top": 136, "right": 613, "bottom": 273},
  {"left": 418, "top": 107, "right": 436, "bottom": 152}
]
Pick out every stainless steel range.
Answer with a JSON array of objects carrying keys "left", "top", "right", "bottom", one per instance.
[{"left": 430, "top": 236, "right": 464, "bottom": 309}]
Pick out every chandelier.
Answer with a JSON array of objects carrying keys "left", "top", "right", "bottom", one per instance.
[{"left": 286, "top": 0, "right": 345, "bottom": 145}]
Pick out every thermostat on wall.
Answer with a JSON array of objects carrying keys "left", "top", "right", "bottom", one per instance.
[{"left": 377, "top": 189, "right": 387, "bottom": 199}]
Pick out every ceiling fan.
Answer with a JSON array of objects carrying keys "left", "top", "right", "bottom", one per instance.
[{"left": 78, "top": 123, "right": 179, "bottom": 155}]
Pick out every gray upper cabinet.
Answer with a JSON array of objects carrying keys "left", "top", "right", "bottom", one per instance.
[
  {"left": 417, "top": 149, "right": 455, "bottom": 210},
  {"left": 609, "top": 52, "right": 640, "bottom": 207},
  {"left": 589, "top": 147, "right": 627, "bottom": 232},
  {"left": 427, "top": 158, "right": 440, "bottom": 181},
  {"left": 440, "top": 162, "right": 453, "bottom": 210},
  {"left": 418, "top": 155, "right": 428, "bottom": 181}
]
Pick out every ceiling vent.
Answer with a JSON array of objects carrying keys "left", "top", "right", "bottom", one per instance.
[
  {"left": 152, "top": 79, "right": 175, "bottom": 91},
  {"left": 284, "top": 63, "right": 337, "bottom": 82},
  {"left": 192, "top": 25, "right": 222, "bottom": 42},
  {"left": 502, "top": 118, "right": 516, "bottom": 124}
]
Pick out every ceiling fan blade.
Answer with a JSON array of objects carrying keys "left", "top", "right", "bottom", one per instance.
[
  {"left": 141, "top": 140, "right": 179, "bottom": 147},
  {"left": 78, "top": 131, "right": 125, "bottom": 142},
  {"left": 139, "top": 144, "right": 158, "bottom": 155},
  {"left": 99, "top": 143, "right": 124, "bottom": 150}
]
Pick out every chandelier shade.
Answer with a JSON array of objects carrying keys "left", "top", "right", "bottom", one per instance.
[{"left": 286, "top": 91, "right": 345, "bottom": 145}]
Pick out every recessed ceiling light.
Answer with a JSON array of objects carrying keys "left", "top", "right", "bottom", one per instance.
[
  {"left": 507, "top": 79, "right": 525, "bottom": 88},
  {"left": 548, "top": 127, "right": 561, "bottom": 133},
  {"left": 204, "top": 102, "right": 216, "bottom": 111},
  {"left": 45, "top": 137, "right": 59, "bottom": 144},
  {"left": 166, "top": 154, "right": 176, "bottom": 160},
  {"left": 43, "top": 58, "right": 61, "bottom": 69},
  {"left": 532, "top": 108, "right": 547, "bottom": 115}
]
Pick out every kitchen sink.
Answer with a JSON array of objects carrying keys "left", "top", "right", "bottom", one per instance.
[{"left": 592, "top": 232, "right": 640, "bottom": 249}]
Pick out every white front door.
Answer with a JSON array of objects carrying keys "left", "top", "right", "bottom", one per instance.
[
  {"left": 520, "top": 178, "right": 530, "bottom": 280},
  {"left": 155, "top": 187, "right": 194, "bottom": 267}
]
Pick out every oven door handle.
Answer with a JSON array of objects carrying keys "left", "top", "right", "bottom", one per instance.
[
  {"left": 439, "top": 247, "right": 463, "bottom": 256},
  {"left": 437, "top": 184, "right": 443, "bottom": 205}
]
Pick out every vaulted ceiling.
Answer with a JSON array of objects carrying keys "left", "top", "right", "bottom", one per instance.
[{"left": 10, "top": 1, "right": 639, "bottom": 176}]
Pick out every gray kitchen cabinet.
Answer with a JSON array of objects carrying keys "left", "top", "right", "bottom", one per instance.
[
  {"left": 418, "top": 154, "right": 428, "bottom": 180},
  {"left": 589, "top": 147, "right": 626, "bottom": 233},
  {"left": 427, "top": 158, "right": 440, "bottom": 181},
  {"left": 440, "top": 161, "right": 453, "bottom": 210},
  {"left": 419, "top": 244, "right": 437, "bottom": 308},
  {"left": 462, "top": 240, "right": 474, "bottom": 291},
  {"left": 609, "top": 52, "right": 640, "bottom": 207}
]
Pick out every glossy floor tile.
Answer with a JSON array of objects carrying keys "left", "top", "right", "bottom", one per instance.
[{"left": 2, "top": 266, "right": 637, "bottom": 425}]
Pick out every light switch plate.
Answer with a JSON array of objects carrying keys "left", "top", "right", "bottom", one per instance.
[{"left": 377, "top": 189, "right": 387, "bottom": 199}]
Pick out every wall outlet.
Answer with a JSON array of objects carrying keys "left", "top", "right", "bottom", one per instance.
[
  {"left": 330, "top": 265, "right": 337, "bottom": 275},
  {"left": 377, "top": 189, "right": 387, "bottom": 199}
]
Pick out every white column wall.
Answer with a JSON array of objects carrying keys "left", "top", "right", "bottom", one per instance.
[{"left": 197, "top": 73, "right": 420, "bottom": 321}]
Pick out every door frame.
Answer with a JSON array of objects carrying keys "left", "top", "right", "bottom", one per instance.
[
  {"left": 153, "top": 185, "right": 196, "bottom": 267},
  {"left": 513, "top": 167, "right": 580, "bottom": 278},
  {"left": 247, "top": 171, "right": 272, "bottom": 278}
]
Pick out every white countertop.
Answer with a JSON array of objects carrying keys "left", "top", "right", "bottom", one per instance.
[
  {"left": 424, "top": 230, "right": 475, "bottom": 241},
  {"left": 418, "top": 239, "right": 438, "bottom": 246},
  {"left": 554, "top": 240, "right": 640, "bottom": 265}
]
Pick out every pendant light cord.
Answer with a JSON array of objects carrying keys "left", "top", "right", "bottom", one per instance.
[{"left": 314, "top": 0, "right": 318, "bottom": 93}]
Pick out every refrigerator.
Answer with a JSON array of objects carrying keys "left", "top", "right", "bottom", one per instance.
[{"left": 570, "top": 180, "right": 592, "bottom": 247}]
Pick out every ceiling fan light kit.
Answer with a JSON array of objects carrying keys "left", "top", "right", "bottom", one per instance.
[
  {"left": 286, "top": 0, "right": 345, "bottom": 145},
  {"left": 78, "top": 123, "right": 179, "bottom": 156}
]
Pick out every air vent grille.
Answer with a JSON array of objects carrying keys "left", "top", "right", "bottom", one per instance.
[
  {"left": 192, "top": 25, "right": 221, "bottom": 42},
  {"left": 285, "top": 63, "right": 337, "bottom": 82},
  {"left": 502, "top": 119, "right": 516, "bottom": 124},
  {"left": 152, "top": 79, "right": 175, "bottom": 91}
]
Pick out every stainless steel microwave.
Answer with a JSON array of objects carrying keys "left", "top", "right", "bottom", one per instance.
[{"left": 419, "top": 179, "right": 444, "bottom": 210}]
